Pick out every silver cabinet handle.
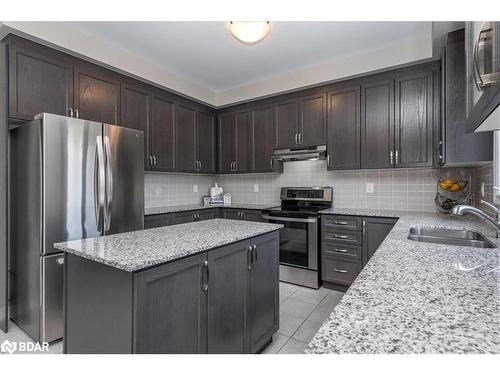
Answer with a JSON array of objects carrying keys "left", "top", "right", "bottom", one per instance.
[
  {"left": 199, "top": 161, "right": 202, "bottom": 171},
  {"left": 389, "top": 150, "right": 394, "bottom": 165},
  {"left": 202, "top": 261, "right": 209, "bottom": 292},
  {"left": 103, "top": 136, "right": 113, "bottom": 232},
  {"left": 252, "top": 244, "right": 257, "bottom": 268},
  {"left": 94, "top": 136, "right": 105, "bottom": 232},
  {"left": 247, "top": 246, "right": 253, "bottom": 270},
  {"left": 194, "top": 160, "right": 198, "bottom": 171},
  {"left": 241, "top": 211, "right": 245, "bottom": 220},
  {"left": 333, "top": 234, "right": 348, "bottom": 239},
  {"left": 295, "top": 133, "right": 298, "bottom": 144},
  {"left": 333, "top": 268, "right": 348, "bottom": 273},
  {"left": 362, "top": 220, "right": 366, "bottom": 236},
  {"left": 74, "top": 109, "right": 79, "bottom": 118},
  {"left": 299, "top": 132, "right": 303, "bottom": 144},
  {"left": 234, "top": 161, "right": 237, "bottom": 172},
  {"left": 333, "top": 221, "right": 348, "bottom": 225},
  {"left": 395, "top": 150, "right": 399, "bottom": 165},
  {"left": 327, "top": 154, "right": 331, "bottom": 167},
  {"left": 149, "top": 155, "right": 153, "bottom": 167},
  {"left": 324, "top": 248, "right": 348, "bottom": 254},
  {"left": 153, "top": 156, "right": 157, "bottom": 167},
  {"left": 69, "top": 108, "right": 74, "bottom": 117}
]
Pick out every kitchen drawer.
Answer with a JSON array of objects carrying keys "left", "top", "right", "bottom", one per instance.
[
  {"left": 144, "top": 214, "right": 172, "bottom": 229},
  {"left": 322, "top": 215, "right": 361, "bottom": 232},
  {"left": 322, "top": 242, "right": 361, "bottom": 260},
  {"left": 322, "top": 228, "right": 362, "bottom": 246},
  {"left": 322, "top": 256, "right": 362, "bottom": 286}
]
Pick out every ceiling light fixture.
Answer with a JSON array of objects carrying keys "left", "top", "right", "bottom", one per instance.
[{"left": 229, "top": 21, "right": 271, "bottom": 45}]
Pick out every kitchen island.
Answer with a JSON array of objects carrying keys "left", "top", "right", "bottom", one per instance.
[
  {"left": 55, "top": 219, "right": 282, "bottom": 354},
  {"left": 307, "top": 210, "right": 500, "bottom": 354}
]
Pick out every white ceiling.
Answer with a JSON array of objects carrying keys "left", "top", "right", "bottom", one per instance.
[{"left": 67, "top": 21, "right": 432, "bottom": 92}]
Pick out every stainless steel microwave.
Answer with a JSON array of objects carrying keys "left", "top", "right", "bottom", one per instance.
[{"left": 465, "top": 22, "right": 500, "bottom": 132}]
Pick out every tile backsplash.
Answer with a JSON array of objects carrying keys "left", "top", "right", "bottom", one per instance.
[{"left": 144, "top": 160, "right": 492, "bottom": 213}]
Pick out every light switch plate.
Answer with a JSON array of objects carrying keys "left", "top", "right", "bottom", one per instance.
[
  {"left": 366, "top": 183, "right": 374, "bottom": 194},
  {"left": 193, "top": 184, "right": 198, "bottom": 193},
  {"left": 253, "top": 184, "right": 259, "bottom": 193}
]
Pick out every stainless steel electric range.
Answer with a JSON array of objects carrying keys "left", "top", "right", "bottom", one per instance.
[{"left": 262, "top": 187, "right": 333, "bottom": 289}]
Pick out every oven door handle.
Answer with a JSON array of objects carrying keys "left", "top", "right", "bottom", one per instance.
[{"left": 262, "top": 214, "right": 317, "bottom": 223}]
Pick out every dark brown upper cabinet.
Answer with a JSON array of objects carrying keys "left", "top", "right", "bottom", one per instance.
[
  {"left": 298, "top": 93, "right": 326, "bottom": 147},
  {"left": 250, "top": 105, "right": 275, "bottom": 172},
  {"left": 73, "top": 61, "right": 120, "bottom": 125},
  {"left": 196, "top": 111, "right": 216, "bottom": 174},
  {"left": 8, "top": 36, "right": 74, "bottom": 122},
  {"left": 175, "top": 103, "right": 197, "bottom": 172},
  {"left": 235, "top": 111, "right": 250, "bottom": 173},
  {"left": 394, "top": 70, "right": 434, "bottom": 168},
  {"left": 327, "top": 86, "right": 361, "bottom": 170},
  {"left": 150, "top": 92, "right": 175, "bottom": 171},
  {"left": 361, "top": 79, "right": 395, "bottom": 169},
  {"left": 273, "top": 99, "right": 298, "bottom": 149},
  {"left": 120, "top": 79, "right": 150, "bottom": 169},
  {"left": 218, "top": 113, "right": 235, "bottom": 174},
  {"left": 441, "top": 28, "right": 493, "bottom": 166}
]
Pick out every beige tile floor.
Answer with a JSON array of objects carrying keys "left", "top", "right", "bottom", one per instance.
[
  {"left": 263, "top": 282, "right": 344, "bottom": 354},
  {"left": 0, "top": 282, "right": 343, "bottom": 355}
]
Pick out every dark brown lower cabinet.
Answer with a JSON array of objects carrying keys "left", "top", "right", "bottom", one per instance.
[
  {"left": 223, "top": 209, "right": 262, "bottom": 222},
  {"left": 144, "top": 213, "right": 173, "bottom": 229},
  {"left": 172, "top": 209, "right": 216, "bottom": 225},
  {"left": 321, "top": 214, "right": 397, "bottom": 291},
  {"left": 64, "top": 231, "right": 279, "bottom": 354}
]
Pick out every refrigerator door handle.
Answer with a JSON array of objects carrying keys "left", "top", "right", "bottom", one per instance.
[
  {"left": 94, "top": 136, "right": 105, "bottom": 232},
  {"left": 104, "top": 136, "right": 114, "bottom": 232}
]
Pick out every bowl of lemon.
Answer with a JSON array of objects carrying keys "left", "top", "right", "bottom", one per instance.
[{"left": 438, "top": 177, "right": 468, "bottom": 193}]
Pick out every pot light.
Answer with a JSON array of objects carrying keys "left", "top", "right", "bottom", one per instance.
[{"left": 229, "top": 22, "right": 271, "bottom": 45}]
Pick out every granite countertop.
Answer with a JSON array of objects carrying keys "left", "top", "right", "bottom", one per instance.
[
  {"left": 319, "top": 207, "right": 430, "bottom": 218},
  {"left": 145, "top": 203, "right": 276, "bottom": 215},
  {"left": 54, "top": 219, "right": 282, "bottom": 272},
  {"left": 307, "top": 210, "right": 500, "bottom": 354}
]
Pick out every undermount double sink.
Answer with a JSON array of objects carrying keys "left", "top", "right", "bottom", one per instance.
[{"left": 408, "top": 226, "right": 497, "bottom": 248}]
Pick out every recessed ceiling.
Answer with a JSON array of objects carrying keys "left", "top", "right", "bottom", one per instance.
[{"left": 66, "top": 21, "right": 431, "bottom": 92}]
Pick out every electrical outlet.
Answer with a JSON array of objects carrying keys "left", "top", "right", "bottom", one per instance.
[
  {"left": 254, "top": 184, "right": 259, "bottom": 193},
  {"left": 193, "top": 184, "right": 198, "bottom": 193},
  {"left": 481, "top": 182, "right": 485, "bottom": 197},
  {"left": 366, "top": 183, "right": 374, "bottom": 194}
]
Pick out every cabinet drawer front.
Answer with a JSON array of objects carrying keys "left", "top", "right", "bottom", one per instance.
[
  {"left": 322, "top": 256, "right": 362, "bottom": 285},
  {"left": 322, "top": 229, "right": 362, "bottom": 246},
  {"left": 322, "top": 242, "right": 361, "bottom": 260},
  {"left": 322, "top": 215, "right": 361, "bottom": 231}
]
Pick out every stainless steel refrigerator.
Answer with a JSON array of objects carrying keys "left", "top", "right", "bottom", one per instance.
[{"left": 10, "top": 113, "right": 144, "bottom": 343}]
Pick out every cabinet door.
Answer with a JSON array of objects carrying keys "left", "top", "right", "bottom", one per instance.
[
  {"left": 144, "top": 214, "right": 172, "bottom": 229},
  {"left": 74, "top": 62, "right": 120, "bottom": 124},
  {"left": 223, "top": 209, "right": 241, "bottom": 220},
  {"left": 8, "top": 40, "right": 73, "bottom": 121},
  {"left": 242, "top": 210, "right": 262, "bottom": 222},
  {"left": 251, "top": 105, "right": 274, "bottom": 172},
  {"left": 172, "top": 211, "right": 196, "bottom": 225},
  {"left": 362, "top": 217, "right": 397, "bottom": 265},
  {"left": 134, "top": 253, "right": 207, "bottom": 354},
  {"left": 120, "top": 81, "right": 150, "bottom": 169},
  {"left": 298, "top": 93, "right": 326, "bottom": 147},
  {"left": 218, "top": 113, "right": 235, "bottom": 173},
  {"left": 274, "top": 99, "right": 298, "bottom": 149},
  {"left": 197, "top": 209, "right": 216, "bottom": 221},
  {"left": 175, "top": 104, "right": 197, "bottom": 172},
  {"left": 151, "top": 94, "right": 175, "bottom": 171},
  {"left": 327, "top": 86, "right": 361, "bottom": 170},
  {"left": 394, "top": 71, "right": 434, "bottom": 168},
  {"left": 235, "top": 111, "right": 250, "bottom": 173},
  {"left": 207, "top": 240, "right": 251, "bottom": 353},
  {"left": 361, "top": 80, "right": 394, "bottom": 169},
  {"left": 197, "top": 111, "right": 216, "bottom": 173},
  {"left": 249, "top": 233, "right": 279, "bottom": 352}
]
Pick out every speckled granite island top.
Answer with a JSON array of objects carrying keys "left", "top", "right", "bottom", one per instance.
[
  {"left": 54, "top": 219, "right": 282, "bottom": 272},
  {"left": 308, "top": 211, "right": 500, "bottom": 354}
]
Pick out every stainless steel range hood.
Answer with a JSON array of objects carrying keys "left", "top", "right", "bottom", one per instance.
[{"left": 271, "top": 145, "right": 326, "bottom": 162}]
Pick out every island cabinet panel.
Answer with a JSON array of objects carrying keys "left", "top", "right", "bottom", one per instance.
[
  {"left": 249, "top": 232, "right": 279, "bottom": 353},
  {"left": 8, "top": 38, "right": 74, "bottom": 122},
  {"left": 134, "top": 253, "right": 208, "bottom": 354},
  {"left": 144, "top": 213, "right": 173, "bottom": 229},
  {"left": 207, "top": 240, "right": 251, "bottom": 354},
  {"left": 360, "top": 79, "right": 394, "bottom": 169},
  {"left": 362, "top": 217, "right": 398, "bottom": 265},
  {"left": 326, "top": 86, "right": 361, "bottom": 170},
  {"left": 73, "top": 61, "right": 120, "bottom": 125}
]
